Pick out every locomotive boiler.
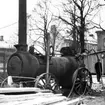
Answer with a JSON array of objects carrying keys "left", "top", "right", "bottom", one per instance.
[
  {"left": 5, "top": 0, "right": 92, "bottom": 96},
  {"left": 6, "top": 47, "right": 92, "bottom": 96}
]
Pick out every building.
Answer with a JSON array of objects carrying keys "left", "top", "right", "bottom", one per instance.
[
  {"left": 96, "top": 30, "right": 105, "bottom": 75},
  {"left": 0, "top": 36, "right": 16, "bottom": 78}
]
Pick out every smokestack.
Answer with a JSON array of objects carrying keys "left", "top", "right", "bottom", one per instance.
[{"left": 14, "top": 0, "right": 27, "bottom": 51}]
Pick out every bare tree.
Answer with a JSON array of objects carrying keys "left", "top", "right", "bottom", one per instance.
[
  {"left": 28, "top": 0, "right": 56, "bottom": 55},
  {"left": 59, "top": 0, "right": 103, "bottom": 53},
  {"left": 27, "top": 0, "right": 64, "bottom": 56}
]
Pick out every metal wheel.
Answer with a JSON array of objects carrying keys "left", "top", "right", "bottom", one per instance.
[
  {"left": 0, "top": 78, "right": 8, "bottom": 87},
  {"left": 35, "top": 73, "right": 61, "bottom": 93},
  {"left": 0, "top": 77, "right": 19, "bottom": 88},
  {"left": 72, "top": 67, "right": 92, "bottom": 95}
]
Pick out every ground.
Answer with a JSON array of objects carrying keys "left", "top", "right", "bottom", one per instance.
[
  {"left": 85, "top": 83, "right": 105, "bottom": 105},
  {"left": 70, "top": 75, "right": 105, "bottom": 105},
  {"left": 83, "top": 88, "right": 105, "bottom": 105},
  {"left": 0, "top": 75, "right": 105, "bottom": 105}
]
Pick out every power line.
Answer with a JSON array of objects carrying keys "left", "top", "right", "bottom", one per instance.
[{"left": 0, "top": 22, "right": 17, "bottom": 30}]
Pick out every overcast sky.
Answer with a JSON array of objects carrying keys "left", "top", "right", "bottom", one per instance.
[
  {"left": 0, "top": 0, "right": 105, "bottom": 47},
  {"left": 0, "top": 0, "right": 39, "bottom": 26},
  {"left": 0, "top": 0, "right": 37, "bottom": 41},
  {"left": 0, "top": 0, "right": 62, "bottom": 43}
]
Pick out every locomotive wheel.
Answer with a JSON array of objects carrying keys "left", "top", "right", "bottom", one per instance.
[
  {"left": 72, "top": 67, "right": 92, "bottom": 95},
  {"left": 35, "top": 73, "right": 61, "bottom": 94}
]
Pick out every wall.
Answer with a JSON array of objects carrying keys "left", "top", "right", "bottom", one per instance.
[
  {"left": 0, "top": 48, "right": 15, "bottom": 79},
  {"left": 95, "top": 31, "right": 105, "bottom": 74},
  {"left": 84, "top": 42, "right": 98, "bottom": 74}
]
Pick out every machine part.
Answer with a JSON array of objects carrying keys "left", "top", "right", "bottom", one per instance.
[
  {"left": 7, "top": 76, "right": 13, "bottom": 86},
  {"left": 72, "top": 67, "right": 92, "bottom": 95},
  {"left": 0, "top": 77, "right": 8, "bottom": 87},
  {"left": 94, "top": 61, "right": 102, "bottom": 82},
  {"left": 0, "top": 77, "right": 19, "bottom": 88},
  {"left": 1, "top": 76, "right": 36, "bottom": 88},
  {"left": 7, "top": 51, "right": 79, "bottom": 89},
  {"left": 35, "top": 56, "right": 78, "bottom": 89},
  {"left": 35, "top": 73, "right": 61, "bottom": 94},
  {"left": 7, "top": 52, "right": 39, "bottom": 79}
]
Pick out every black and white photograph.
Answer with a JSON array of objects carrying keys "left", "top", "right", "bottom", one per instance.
[{"left": 0, "top": 0, "right": 105, "bottom": 105}]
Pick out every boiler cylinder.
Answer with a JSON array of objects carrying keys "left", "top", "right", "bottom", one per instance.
[
  {"left": 36, "top": 56, "right": 79, "bottom": 89},
  {"left": 7, "top": 51, "right": 39, "bottom": 80}
]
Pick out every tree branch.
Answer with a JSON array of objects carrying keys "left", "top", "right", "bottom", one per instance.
[{"left": 59, "top": 16, "right": 73, "bottom": 26}]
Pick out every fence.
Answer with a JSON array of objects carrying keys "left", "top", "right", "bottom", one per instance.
[{"left": 84, "top": 51, "right": 105, "bottom": 75}]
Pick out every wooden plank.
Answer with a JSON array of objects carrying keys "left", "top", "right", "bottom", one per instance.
[
  {"left": 0, "top": 93, "right": 66, "bottom": 105},
  {"left": 0, "top": 88, "right": 85, "bottom": 105},
  {"left": 0, "top": 92, "right": 85, "bottom": 105},
  {"left": 0, "top": 87, "right": 52, "bottom": 94},
  {"left": 52, "top": 97, "right": 83, "bottom": 105}
]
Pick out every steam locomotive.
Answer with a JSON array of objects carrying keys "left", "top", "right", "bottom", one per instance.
[
  {"left": 7, "top": 46, "right": 92, "bottom": 96},
  {"left": 5, "top": 0, "right": 93, "bottom": 96}
]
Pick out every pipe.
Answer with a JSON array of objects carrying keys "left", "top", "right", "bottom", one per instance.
[{"left": 14, "top": 0, "right": 27, "bottom": 51}]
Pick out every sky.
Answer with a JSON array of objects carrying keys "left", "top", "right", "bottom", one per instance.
[
  {"left": 0, "top": 0, "right": 105, "bottom": 48},
  {"left": 0, "top": 0, "right": 62, "bottom": 48},
  {"left": 0, "top": 0, "right": 38, "bottom": 27},
  {"left": 0, "top": 0, "right": 37, "bottom": 42}
]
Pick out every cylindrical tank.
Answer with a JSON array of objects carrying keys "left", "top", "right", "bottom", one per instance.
[
  {"left": 7, "top": 51, "right": 39, "bottom": 80},
  {"left": 7, "top": 52, "right": 78, "bottom": 88},
  {"left": 35, "top": 56, "right": 79, "bottom": 89}
]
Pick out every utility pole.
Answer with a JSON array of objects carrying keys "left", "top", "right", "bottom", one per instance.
[{"left": 14, "top": 0, "right": 27, "bottom": 51}]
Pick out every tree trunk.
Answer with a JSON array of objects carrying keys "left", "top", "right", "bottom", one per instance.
[{"left": 80, "top": 8, "right": 85, "bottom": 53}]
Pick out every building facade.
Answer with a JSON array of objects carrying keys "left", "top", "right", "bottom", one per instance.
[{"left": 96, "top": 31, "right": 105, "bottom": 75}]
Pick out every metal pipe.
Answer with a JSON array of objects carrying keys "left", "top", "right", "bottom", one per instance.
[
  {"left": 19, "top": 0, "right": 27, "bottom": 45},
  {"left": 14, "top": 0, "right": 27, "bottom": 51}
]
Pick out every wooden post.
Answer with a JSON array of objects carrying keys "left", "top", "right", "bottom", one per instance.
[
  {"left": 46, "top": 33, "right": 50, "bottom": 74},
  {"left": 3, "top": 52, "right": 6, "bottom": 77},
  {"left": 46, "top": 33, "right": 50, "bottom": 84},
  {"left": 50, "top": 25, "right": 57, "bottom": 56}
]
